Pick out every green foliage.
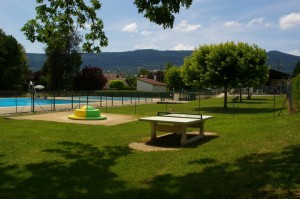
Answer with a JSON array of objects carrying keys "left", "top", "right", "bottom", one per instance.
[
  {"left": 138, "top": 68, "right": 150, "bottom": 77},
  {"left": 125, "top": 76, "right": 137, "bottom": 88},
  {"left": 236, "top": 42, "right": 269, "bottom": 87},
  {"left": 292, "top": 62, "right": 300, "bottom": 78},
  {"left": 74, "top": 66, "right": 107, "bottom": 90},
  {"left": 181, "top": 42, "right": 268, "bottom": 107},
  {"left": 42, "top": 32, "right": 82, "bottom": 90},
  {"left": 164, "top": 65, "right": 185, "bottom": 90},
  {"left": 0, "top": 29, "right": 29, "bottom": 90},
  {"left": 21, "top": 0, "right": 108, "bottom": 53},
  {"left": 134, "top": 0, "right": 193, "bottom": 28},
  {"left": 109, "top": 80, "right": 125, "bottom": 90},
  {"left": 292, "top": 74, "right": 300, "bottom": 111}
]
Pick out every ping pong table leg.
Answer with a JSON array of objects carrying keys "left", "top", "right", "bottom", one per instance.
[
  {"left": 180, "top": 125, "right": 187, "bottom": 145},
  {"left": 150, "top": 122, "right": 157, "bottom": 141},
  {"left": 199, "top": 121, "right": 205, "bottom": 135}
]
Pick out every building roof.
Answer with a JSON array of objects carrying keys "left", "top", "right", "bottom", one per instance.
[
  {"left": 137, "top": 77, "right": 167, "bottom": 86},
  {"left": 269, "top": 69, "right": 290, "bottom": 79}
]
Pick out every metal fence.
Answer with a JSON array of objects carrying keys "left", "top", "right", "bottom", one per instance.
[
  {"left": 0, "top": 90, "right": 175, "bottom": 115},
  {"left": 0, "top": 87, "right": 297, "bottom": 117}
]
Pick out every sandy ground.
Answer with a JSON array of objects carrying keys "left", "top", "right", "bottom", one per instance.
[
  {"left": 129, "top": 131, "right": 218, "bottom": 151},
  {"left": 6, "top": 111, "right": 138, "bottom": 126}
]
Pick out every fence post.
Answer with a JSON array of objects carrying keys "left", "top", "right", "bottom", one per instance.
[
  {"left": 273, "top": 89, "right": 276, "bottom": 117},
  {"left": 15, "top": 91, "right": 17, "bottom": 114},
  {"left": 198, "top": 90, "right": 201, "bottom": 115},
  {"left": 87, "top": 92, "right": 89, "bottom": 106},
  {"left": 53, "top": 92, "right": 56, "bottom": 111},
  {"left": 105, "top": 91, "right": 108, "bottom": 113},
  {"left": 32, "top": 90, "right": 35, "bottom": 112},
  {"left": 71, "top": 91, "right": 74, "bottom": 109},
  {"left": 134, "top": 91, "right": 137, "bottom": 114}
]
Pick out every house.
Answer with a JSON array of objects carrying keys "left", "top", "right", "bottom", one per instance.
[
  {"left": 265, "top": 69, "right": 290, "bottom": 94},
  {"left": 103, "top": 74, "right": 130, "bottom": 89},
  {"left": 137, "top": 77, "right": 167, "bottom": 92}
]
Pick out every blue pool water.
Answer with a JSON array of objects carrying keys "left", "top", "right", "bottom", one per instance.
[
  {"left": 0, "top": 96, "right": 146, "bottom": 107},
  {"left": 0, "top": 98, "right": 78, "bottom": 107}
]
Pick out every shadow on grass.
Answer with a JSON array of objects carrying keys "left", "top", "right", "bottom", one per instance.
[
  {"left": 145, "top": 133, "right": 219, "bottom": 149},
  {"left": 195, "top": 106, "right": 279, "bottom": 115},
  {"left": 1, "top": 144, "right": 299, "bottom": 198},
  {"left": 114, "top": 145, "right": 300, "bottom": 198},
  {"left": 234, "top": 101, "right": 266, "bottom": 104},
  {"left": 0, "top": 142, "right": 132, "bottom": 199}
]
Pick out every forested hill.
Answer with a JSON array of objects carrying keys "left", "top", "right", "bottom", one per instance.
[
  {"left": 26, "top": 49, "right": 192, "bottom": 74},
  {"left": 266, "top": 51, "right": 300, "bottom": 73},
  {"left": 26, "top": 49, "right": 300, "bottom": 75}
]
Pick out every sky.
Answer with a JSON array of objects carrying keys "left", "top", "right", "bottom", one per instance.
[{"left": 0, "top": 0, "right": 300, "bottom": 56}]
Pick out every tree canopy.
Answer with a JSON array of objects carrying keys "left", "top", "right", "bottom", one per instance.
[
  {"left": 22, "top": 0, "right": 192, "bottom": 53},
  {"left": 42, "top": 31, "right": 82, "bottom": 90},
  {"left": 134, "top": 0, "right": 193, "bottom": 29},
  {"left": 20, "top": 0, "right": 193, "bottom": 91},
  {"left": 181, "top": 42, "right": 269, "bottom": 108},
  {"left": 164, "top": 65, "right": 185, "bottom": 90},
  {"left": 21, "top": 0, "right": 108, "bottom": 53},
  {"left": 0, "top": 29, "right": 29, "bottom": 90},
  {"left": 73, "top": 66, "right": 107, "bottom": 90}
]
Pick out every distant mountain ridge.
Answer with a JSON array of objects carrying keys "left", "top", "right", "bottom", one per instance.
[{"left": 26, "top": 49, "right": 300, "bottom": 75}]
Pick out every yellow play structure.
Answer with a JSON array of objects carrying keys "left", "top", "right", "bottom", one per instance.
[{"left": 68, "top": 105, "right": 107, "bottom": 120}]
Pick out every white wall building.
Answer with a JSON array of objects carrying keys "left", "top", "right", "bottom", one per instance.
[{"left": 137, "top": 77, "right": 167, "bottom": 92}]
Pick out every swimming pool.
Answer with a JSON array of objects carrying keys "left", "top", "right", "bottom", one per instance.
[
  {"left": 0, "top": 97, "right": 79, "bottom": 107},
  {"left": 73, "top": 96, "right": 146, "bottom": 101},
  {"left": 0, "top": 96, "right": 147, "bottom": 107}
]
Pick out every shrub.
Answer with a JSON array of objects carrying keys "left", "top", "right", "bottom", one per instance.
[
  {"left": 292, "top": 74, "right": 300, "bottom": 111},
  {"left": 109, "top": 80, "right": 125, "bottom": 90}
]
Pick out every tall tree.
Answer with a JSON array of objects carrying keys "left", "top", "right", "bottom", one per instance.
[
  {"left": 42, "top": 31, "right": 82, "bottom": 90},
  {"left": 181, "top": 42, "right": 268, "bottom": 108},
  {"left": 165, "top": 65, "right": 185, "bottom": 90},
  {"left": 0, "top": 29, "right": 29, "bottom": 90},
  {"left": 235, "top": 43, "right": 269, "bottom": 101},
  {"left": 73, "top": 66, "right": 107, "bottom": 90}
]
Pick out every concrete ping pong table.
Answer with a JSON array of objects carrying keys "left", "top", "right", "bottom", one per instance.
[{"left": 139, "top": 113, "right": 213, "bottom": 145}]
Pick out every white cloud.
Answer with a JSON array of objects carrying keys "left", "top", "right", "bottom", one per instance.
[
  {"left": 289, "top": 49, "right": 300, "bottom": 56},
  {"left": 248, "top": 17, "right": 263, "bottom": 26},
  {"left": 279, "top": 12, "right": 300, "bottom": 30},
  {"left": 122, "top": 23, "right": 138, "bottom": 33},
  {"left": 171, "top": 44, "right": 195, "bottom": 50},
  {"left": 247, "top": 17, "right": 272, "bottom": 27},
  {"left": 140, "top": 31, "right": 151, "bottom": 37},
  {"left": 175, "top": 20, "right": 202, "bottom": 32},
  {"left": 223, "top": 21, "right": 240, "bottom": 27}
]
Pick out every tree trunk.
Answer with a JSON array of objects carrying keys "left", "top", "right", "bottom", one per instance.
[
  {"left": 224, "top": 86, "right": 228, "bottom": 108},
  {"left": 239, "top": 87, "right": 242, "bottom": 102}
]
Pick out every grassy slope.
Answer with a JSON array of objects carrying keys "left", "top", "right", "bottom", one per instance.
[{"left": 0, "top": 95, "right": 299, "bottom": 199}]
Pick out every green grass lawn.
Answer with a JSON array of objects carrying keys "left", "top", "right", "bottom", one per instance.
[{"left": 0, "top": 95, "right": 299, "bottom": 198}]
